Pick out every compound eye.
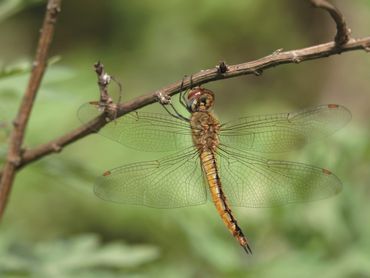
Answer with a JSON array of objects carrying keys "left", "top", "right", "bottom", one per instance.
[{"left": 186, "top": 88, "right": 214, "bottom": 112}]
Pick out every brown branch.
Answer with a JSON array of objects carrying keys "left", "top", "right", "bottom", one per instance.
[
  {"left": 13, "top": 36, "right": 370, "bottom": 171},
  {"left": 94, "top": 61, "right": 113, "bottom": 105},
  {"left": 91, "top": 61, "right": 121, "bottom": 119},
  {"left": 0, "top": 0, "right": 62, "bottom": 218},
  {"left": 310, "top": 0, "right": 351, "bottom": 45}
]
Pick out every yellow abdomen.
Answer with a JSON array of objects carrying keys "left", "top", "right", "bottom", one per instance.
[{"left": 200, "top": 150, "right": 252, "bottom": 254}]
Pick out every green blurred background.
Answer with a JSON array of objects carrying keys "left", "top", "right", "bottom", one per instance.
[{"left": 0, "top": 0, "right": 370, "bottom": 277}]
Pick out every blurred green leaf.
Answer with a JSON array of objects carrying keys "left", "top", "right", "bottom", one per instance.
[
  {"left": 0, "top": 0, "right": 43, "bottom": 23},
  {"left": 0, "top": 64, "right": 75, "bottom": 100},
  {"left": 0, "top": 56, "right": 62, "bottom": 80},
  {"left": 0, "top": 234, "right": 159, "bottom": 276}
]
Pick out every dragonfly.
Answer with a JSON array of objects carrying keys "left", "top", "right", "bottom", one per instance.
[{"left": 78, "top": 87, "right": 351, "bottom": 254}]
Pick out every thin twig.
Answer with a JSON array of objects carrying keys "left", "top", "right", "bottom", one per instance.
[
  {"left": 94, "top": 61, "right": 113, "bottom": 105},
  {"left": 11, "top": 36, "right": 370, "bottom": 172},
  {"left": 310, "top": 0, "right": 351, "bottom": 45},
  {"left": 0, "top": 0, "right": 62, "bottom": 218}
]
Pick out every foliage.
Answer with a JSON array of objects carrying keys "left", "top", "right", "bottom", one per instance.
[
  {"left": 0, "top": 0, "right": 43, "bottom": 23},
  {"left": 0, "top": 56, "right": 61, "bottom": 80},
  {"left": 0, "top": 233, "right": 159, "bottom": 277},
  {"left": 0, "top": 1, "right": 370, "bottom": 277}
]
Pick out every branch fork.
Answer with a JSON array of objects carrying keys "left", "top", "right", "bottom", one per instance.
[
  {"left": 91, "top": 61, "right": 120, "bottom": 121},
  {"left": 310, "top": 0, "right": 351, "bottom": 46}
]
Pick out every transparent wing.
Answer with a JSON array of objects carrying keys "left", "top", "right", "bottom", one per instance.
[
  {"left": 216, "top": 147, "right": 342, "bottom": 207},
  {"left": 77, "top": 102, "right": 193, "bottom": 152},
  {"left": 94, "top": 148, "right": 207, "bottom": 208},
  {"left": 219, "top": 104, "right": 351, "bottom": 153}
]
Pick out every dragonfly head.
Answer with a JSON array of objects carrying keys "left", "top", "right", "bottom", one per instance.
[{"left": 187, "top": 87, "right": 215, "bottom": 112}]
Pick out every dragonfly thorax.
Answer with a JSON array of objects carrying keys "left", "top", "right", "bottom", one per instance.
[
  {"left": 187, "top": 87, "right": 215, "bottom": 112},
  {"left": 190, "top": 111, "right": 220, "bottom": 152}
]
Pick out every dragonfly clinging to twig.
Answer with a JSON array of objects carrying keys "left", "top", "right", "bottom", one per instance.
[{"left": 78, "top": 87, "right": 351, "bottom": 254}]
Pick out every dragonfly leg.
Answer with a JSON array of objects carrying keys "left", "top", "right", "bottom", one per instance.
[
  {"left": 180, "top": 89, "right": 192, "bottom": 112},
  {"left": 162, "top": 103, "right": 190, "bottom": 122},
  {"left": 110, "top": 75, "right": 123, "bottom": 105},
  {"left": 179, "top": 74, "right": 194, "bottom": 112},
  {"left": 179, "top": 76, "right": 188, "bottom": 108},
  {"left": 156, "top": 91, "right": 190, "bottom": 122}
]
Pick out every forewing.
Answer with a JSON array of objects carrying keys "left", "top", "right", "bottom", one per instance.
[
  {"left": 216, "top": 148, "right": 342, "bottom": 207},
  {"left": 94, "top": 148, "right": 207, "bottom": 208},
  {"left": 77, "top": 103, "right": 193, "bottom": 152},
  {"left": 220, "top": 104, "right": 351, "bottom": 153}
]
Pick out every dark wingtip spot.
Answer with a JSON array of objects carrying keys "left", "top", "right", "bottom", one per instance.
[
  {"left": 89, "top": 101, "right": 99, "bottom": 105},
  {"left": 102, "top": 170, "right": 111, "bottom": 176},
  {"left": 327, "top": 104, "right": 339, "bottom": 109},
  {"left": 322, "top": 168, "right": 332, "bottom": 175}
]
